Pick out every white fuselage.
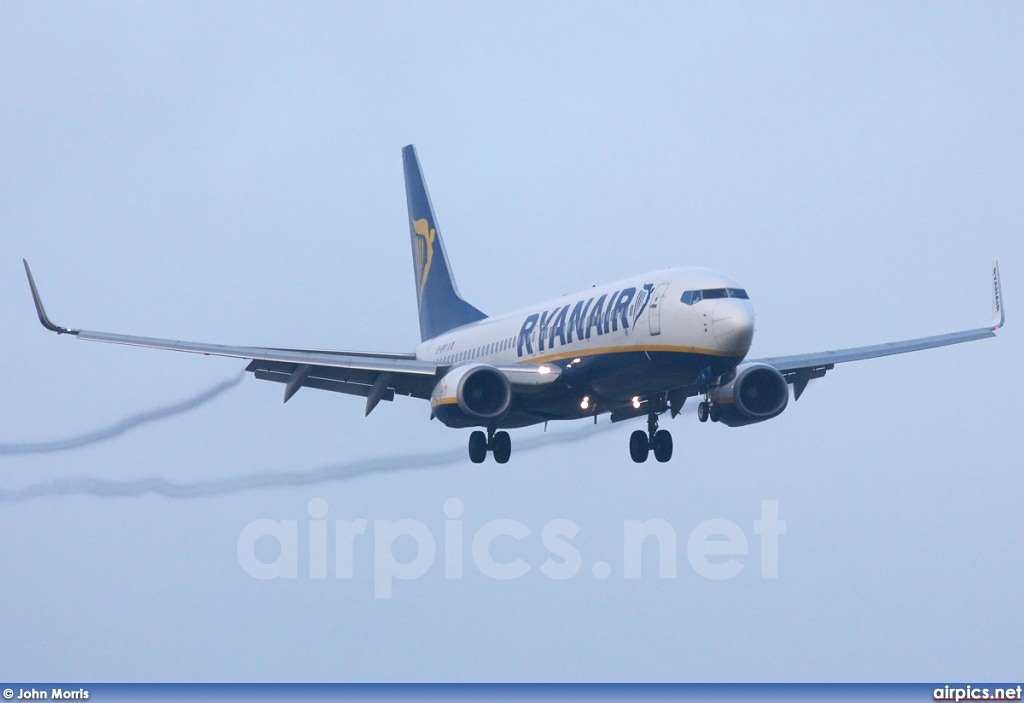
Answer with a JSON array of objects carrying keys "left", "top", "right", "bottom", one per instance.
[{"left": 415, "top": 267, "right": 755, "bottom": 370}]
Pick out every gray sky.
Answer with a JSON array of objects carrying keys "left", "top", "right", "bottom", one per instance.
[{"left": 1, "top": 1, "right": 1021, "bottom": 682}]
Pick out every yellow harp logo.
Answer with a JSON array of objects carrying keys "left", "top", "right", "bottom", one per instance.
[{"left": 413, "top": 218, "right": 436, "bottom": 301}]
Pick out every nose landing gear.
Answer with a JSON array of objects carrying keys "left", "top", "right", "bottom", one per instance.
[
  {"left": 697, "top": 401, "right": 721, "bottom": 423},
  {"left": 698, "top": 402, "right": 709, "bottom": 422},
  {"left": 468, "top": 427, "right": 512, "bottom": 464},
  {"left": 629, "top": 411, "right": 673, "bottom": 463}
]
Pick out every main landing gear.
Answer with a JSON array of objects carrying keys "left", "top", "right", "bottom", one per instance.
[
  {"left": 468, "top": 427, "right": 511, "bottom": 464},
  {"left": 629, "top": 412, "right": 673, "bottom": 464}
]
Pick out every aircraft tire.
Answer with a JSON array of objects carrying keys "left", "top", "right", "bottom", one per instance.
[
  {"left": 652, "top": 430, "right": 673, "bottom": 463},
  {"left": 698, "top": 402, "right": 709, "bottom": 423},
  {"left": 629, "top": 430, "right": 649, "bottom": 463},
  {"left": 469, "top": 430, "right": 488, "bottom": 463},
  {"left": 492, "top": 431, "right": 511, "bottom": 464}
]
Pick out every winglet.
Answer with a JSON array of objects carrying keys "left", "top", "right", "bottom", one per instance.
[
  {"left": 22, "top": 259, "right": 77, "bottom": 334},
  {"left": 992, "top": 260, "right": 1005, "bottom": 330}
]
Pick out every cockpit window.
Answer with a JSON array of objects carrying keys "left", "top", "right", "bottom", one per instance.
[{"left": 681, "top": 287, "right": 749, "bottom": 305}]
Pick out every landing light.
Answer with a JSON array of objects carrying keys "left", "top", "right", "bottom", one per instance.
[
  {"left": 580, "top": 396, "right": 590, "bottom": 410},
  {"left": 572, "top": 358, "right": 581, "bottom": 364},
  {"left": 631, "top": 396, "right": 641, "bottom": 409},
  {"left": 538, "top": 365, "right": 551, "bottom": 375}
]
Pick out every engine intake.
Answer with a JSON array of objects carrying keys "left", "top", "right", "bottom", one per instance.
[
  {"left": 458, "top": 365, "right": 512, "bottom": 419},
  {"left": 431, "top": 363, "right": 513, "bottom": 427},
  {"left": 712, "top": 363, "right": 789, "bottom": 427}
]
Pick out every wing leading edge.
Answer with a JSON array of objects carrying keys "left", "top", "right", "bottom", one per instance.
[
  {"left": 750, "top": 261, "right": 1005, "bottom": 400},
  {"left": 23, "top": 260, "right": 439, "bottom": 412},
  {"left": 22, "top": 260, "right": 559, "bottom": 414}
]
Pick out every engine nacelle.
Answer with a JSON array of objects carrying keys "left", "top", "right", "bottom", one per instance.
[
  {"left": 711, "top": 363, "right": 789, "bottom": 427},
  {"left": 430, "top": 363, "right": 513, "bottom": 428}
]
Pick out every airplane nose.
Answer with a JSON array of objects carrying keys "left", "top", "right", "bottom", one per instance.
[{"left": 711, "top": 301, "right": 754, "bottom": 354}]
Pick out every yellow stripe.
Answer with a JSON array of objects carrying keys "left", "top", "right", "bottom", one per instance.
[
  {"left": 430, "top": 397, "right": 459, "bottom": 408},
  {"left": 519, "top": 344, "right": 745, "bottom": 366}
]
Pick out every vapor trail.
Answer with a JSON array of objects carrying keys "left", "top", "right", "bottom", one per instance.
[
  {"left": 0, "top": 372, "right": 245, "bottom": 456},
  {"left": 0, "top": 419, "right": 627, "bottom": 503}
]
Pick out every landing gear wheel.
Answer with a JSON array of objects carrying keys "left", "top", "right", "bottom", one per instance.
[
  {"left": 709, "top": 405, "right": 721, "bottom": 423},
  {"left": 651, "top": 429, "right": 673, "bottom": 463},
  {"left": 491, "top": 431, "right": 511, "bottom": 464},
  {"left": 468, "top": 430, "right": 488, "bottom": 463},
  {"left": 698, "top": 402, "right": 710, "bottom": 423},
  {"left": 629, "top": 430, "right": 650, "bottom": 463}
]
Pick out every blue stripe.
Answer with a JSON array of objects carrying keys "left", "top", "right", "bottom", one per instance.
[{"left": 0, "top": 683, "right": 990, "bottom": 701}]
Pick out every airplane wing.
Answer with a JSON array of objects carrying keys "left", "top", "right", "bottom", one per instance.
[
  {"left": 22, "top": 260, "right": 442, "bottom": 414},
  {"left": 749, "top": 261, "right": 1005, "bottom": 400}
]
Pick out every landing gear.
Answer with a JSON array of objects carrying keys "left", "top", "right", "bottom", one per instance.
[
  {"left": 629, "top": 430, "right": 649, "bottom": 463},
  {"left": 697, "top": 401, "right": 720, "bottom": 423},
  {"left": 629, "top": 411, "right": 673, "bottom": 463},
  {"left": 651, "top": 429, "right": 673, "bottom": 463},
  {"left": 491, "top": 431, "right": 511, "bottom": 464},
  {"left": 468, "top": 428, "right": 512, "bottom": 463},
  {"left": 468, "top": 430, "right": 488, "bottom": 463}
]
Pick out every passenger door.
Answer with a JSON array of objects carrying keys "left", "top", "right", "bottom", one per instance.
[{"left": 648, "top": 283, "right": 670, "bottom": 336}]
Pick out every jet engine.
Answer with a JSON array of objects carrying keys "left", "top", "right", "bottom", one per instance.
[
  {"left": 711, "top": 363, "right": 789, "bottom": 427},
  {"left": 430, "top": 363, "right": 513, "bottom": 427}
]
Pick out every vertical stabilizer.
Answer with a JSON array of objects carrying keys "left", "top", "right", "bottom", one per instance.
[{"left": 402, "top": 145, "right": 487, "bottom": 341}]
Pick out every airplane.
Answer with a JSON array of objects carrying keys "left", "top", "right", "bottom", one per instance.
[{"left": 23, "top": 145, "right": 1005, "bottom": 464}]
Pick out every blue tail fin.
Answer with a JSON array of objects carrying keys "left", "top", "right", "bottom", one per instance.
[{"left": 402, "top": 145, "right": 487, "bottom": 342}]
